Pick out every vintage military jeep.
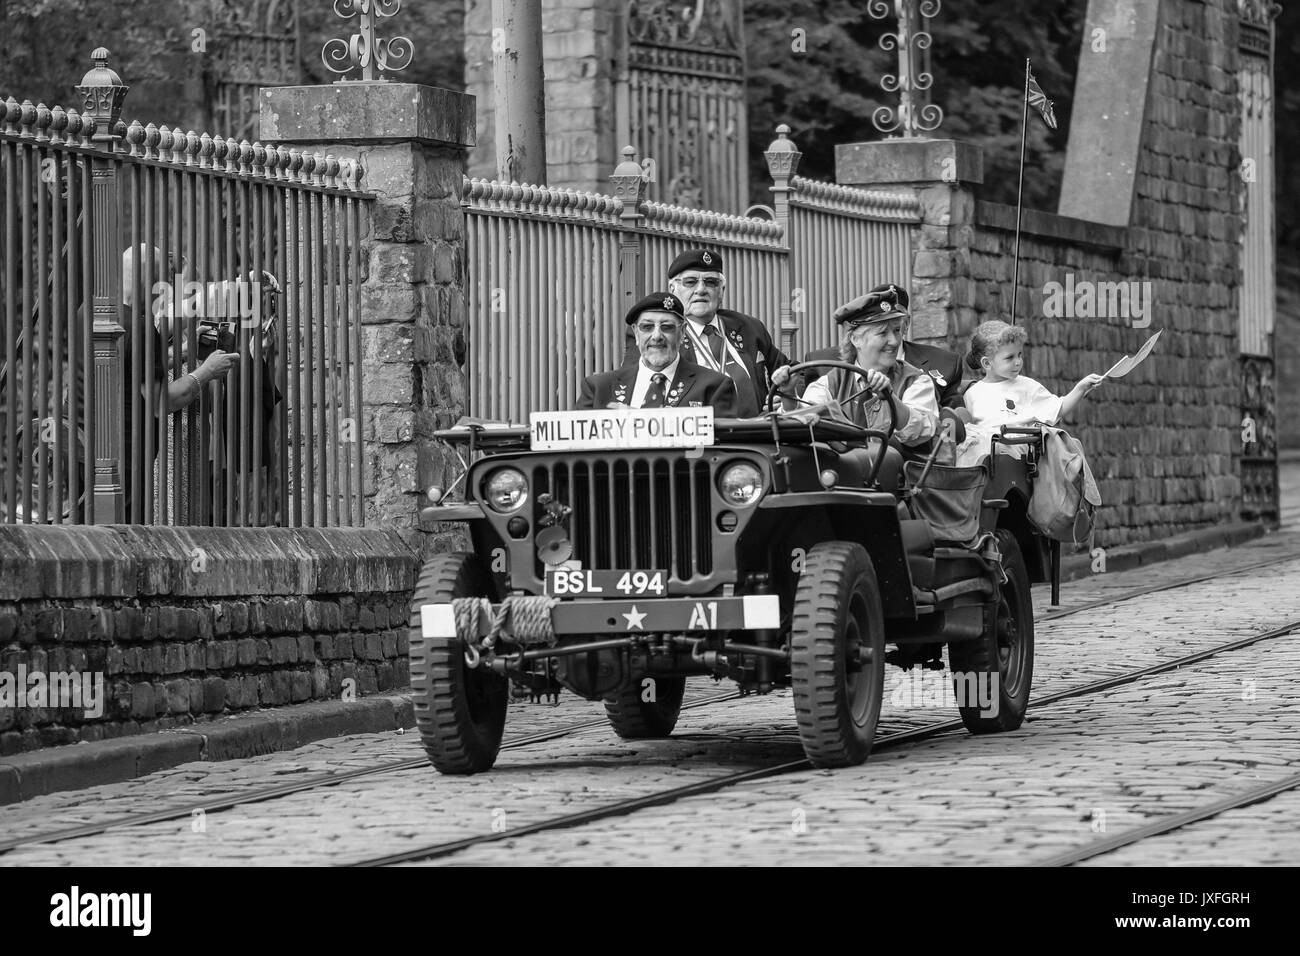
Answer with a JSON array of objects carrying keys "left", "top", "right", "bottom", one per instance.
[{"left": 411, "top": 361, "right": 1054, "bottom": 774}]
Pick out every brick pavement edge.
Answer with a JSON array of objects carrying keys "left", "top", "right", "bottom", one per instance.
[{"left": 0, "top": 692, "right": 416, "bottom": 805}]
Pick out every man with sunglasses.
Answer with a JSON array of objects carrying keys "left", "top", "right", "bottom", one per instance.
[{"left": 623, "top": 248, "right": 793, "bottom": 417}]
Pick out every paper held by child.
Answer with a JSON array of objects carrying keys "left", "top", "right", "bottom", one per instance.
[{"left": 1100, "top": 329, "right": 1163, "bottom": 380}]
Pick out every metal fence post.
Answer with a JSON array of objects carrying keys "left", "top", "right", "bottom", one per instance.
[
  {"left": 764, "top": 124, "right": 801, "bottom": 356},
  {"left": 77, "top": 48, "right": 128, "bottom": 523},
  {"left": 609, "top": 146, "right": 647, "bottom": 316}
]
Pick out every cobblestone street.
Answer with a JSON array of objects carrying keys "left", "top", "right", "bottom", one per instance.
[{"left": 2, "top": 528, "right": 1297, "bottom": 867}]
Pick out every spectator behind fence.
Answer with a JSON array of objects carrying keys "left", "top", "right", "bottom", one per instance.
[
  {"left": 121, "top": 245, "right": 286, "bottom": 523},
  {"left": 121, "top": 244, "right": 239, "bottom": 520}
]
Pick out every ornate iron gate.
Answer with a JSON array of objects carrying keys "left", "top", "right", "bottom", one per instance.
[
  {"left": 1237, "top": 0, "right": 1279, "bottom": 524},
  {"left": 206, "top": 0, "right": 302, "bottom": 142},
  {"left": 616, "top": 0, "right": 748, "bottom": 214}
]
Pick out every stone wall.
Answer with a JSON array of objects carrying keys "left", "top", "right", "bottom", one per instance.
[
  {"left": 0, "top": 526, "right": 418, "bottom": 755},
  {"left": 970, "top": 202, "right": 1239, "bottom": 545}
]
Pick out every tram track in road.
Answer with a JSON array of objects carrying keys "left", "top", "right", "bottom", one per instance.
[
  {"left": 0, "top": 694, "right": 737, "bottom": 856},
  {"left": 3, "top": 549, "right": 1297, "bottom": 860},
  {"left": 350, "top": 616, "right": 1300, "bottom": 866},
  {"left": 1031, "top": 769, "right": 1300, "bottom": 867}
]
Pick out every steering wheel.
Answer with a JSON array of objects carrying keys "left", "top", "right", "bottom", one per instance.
[{"left": 764, "top": 360, "right": 898, "bottom": 489}]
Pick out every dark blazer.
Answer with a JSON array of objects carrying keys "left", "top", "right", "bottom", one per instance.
[
  {"left": 624, "top": 308, "right": 791, "bottom": 417},
  {"left": 579, "top": 355, "right": 739, "bottom": 416},
  {"left": 801, "top": 340, "right": 965, "bottom": 410}
]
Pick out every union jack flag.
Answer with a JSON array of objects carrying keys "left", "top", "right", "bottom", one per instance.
[{"left": 1027, "top": 68, "right": 1058, "bottom": 130}]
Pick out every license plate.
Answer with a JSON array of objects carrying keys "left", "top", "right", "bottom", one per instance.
[{"left": 545, "top": 569, "right": 667, "bottom": 598}]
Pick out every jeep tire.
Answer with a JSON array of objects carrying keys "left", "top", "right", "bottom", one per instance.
[
  {"left": 790, "top": 542, "right": 886, "bottom": 768},
  {"left": 409, "top": 552, "right": 508, "bottom": 774},
  {"left": 603, "top": 674, "right": 687, "bottom": 739},
  {"left": 948, "top": 529, "right": 1035, "bottom": 733}
]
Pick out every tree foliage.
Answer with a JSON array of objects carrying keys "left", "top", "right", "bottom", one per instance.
[{"left": 744, "top": 0, "right": 1085, "bottom": 210}]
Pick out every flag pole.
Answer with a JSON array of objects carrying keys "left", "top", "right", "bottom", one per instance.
[{"left": 1011, "top": 57, "right": 1031, "bottom": 326}]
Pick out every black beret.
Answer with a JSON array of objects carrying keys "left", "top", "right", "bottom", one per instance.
[
  {"left": 833, "top": 283, "right": 910, "bottom": 326},
  {"left": 668, "top": 248, "right": 724, "bottom": 278},
  {"left": 625, "top": 291, "right": 685, "bottom": 325}
]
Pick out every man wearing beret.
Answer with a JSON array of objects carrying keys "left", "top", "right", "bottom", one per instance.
[
  {"left": 802, "top": 283, "right": 965, "bottom": 410},
  {"left": 623, "top": 248, "right": 793, "bottom": 418},
  {"left": 581, "top": 292, "right": 738, "bottom": 414}
]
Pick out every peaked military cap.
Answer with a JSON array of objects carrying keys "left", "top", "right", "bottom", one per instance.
[
  {"left": 625, "top": 291, "right": 685, "bottom": 325},
  {"left": 833, "top": 283, "right": 910, "bottom": 326},
  {"left": 668, "top": 248, "right": 724, "bottom": 278}
]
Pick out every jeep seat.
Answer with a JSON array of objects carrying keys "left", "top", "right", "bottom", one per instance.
[{"left": 902, "top": 460, "right": 990, "bottom": 548}]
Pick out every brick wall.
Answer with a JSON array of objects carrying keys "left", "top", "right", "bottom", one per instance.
[{"left": 0, "top": 526, "right": 419, "bottom": 754}]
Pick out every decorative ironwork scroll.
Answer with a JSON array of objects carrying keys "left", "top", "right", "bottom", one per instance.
[
  {"left": 321, "top": 0, "right": 414, "bottom": 81},
  {"left": 207, "top": 0, "right": 301, "bottom": 141},
  {"left": 618, "top": 0, "right": 748, "bottom": 213},
  {"left": 867, "top": 0, "right": 943, "bottom": 137}
]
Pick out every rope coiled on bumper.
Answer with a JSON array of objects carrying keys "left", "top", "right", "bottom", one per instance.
[{"left": 453, "top": 595, "right": 558, "bottom": 667}]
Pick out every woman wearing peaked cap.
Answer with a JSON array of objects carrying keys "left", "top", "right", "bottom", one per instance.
[
  {"left": 580, "top": 292, "right": 738, "bottom": 414},
  {"left": 801, "top": 283, "right": 965, "bottom": 410},
  {"left": 773, "top": 288, "right": 940, "bottom": 491}
]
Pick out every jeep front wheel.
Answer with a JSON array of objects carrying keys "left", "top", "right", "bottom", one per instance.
[
  {"left": 603, "top": 674, "right": 686, "bottom": 739},
  {"left": 790, "top": 542, "right": 886, "bottom": 768},
  {"left": 408, "top": 553, "right": 508, "bottom": 774}
]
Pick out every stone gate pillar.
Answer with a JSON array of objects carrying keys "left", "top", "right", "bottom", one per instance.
[
  {"left": 835, "top": 139, "right": 984, "bottom": 349},
  {"left": 260, "top": 83, "right": 475, "bottom": 553}
]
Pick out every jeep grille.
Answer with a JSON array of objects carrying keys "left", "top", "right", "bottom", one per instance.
[{"left": 532, "top": 456, "right": 714, "bottom": 582}]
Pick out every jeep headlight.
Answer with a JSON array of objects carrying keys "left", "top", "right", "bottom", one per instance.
[
  {"left": 718, "top": 461, "right": 764, "bottom": 506},
  {"left": 484, "top": 468, "right": 528, "bottom": 513}
]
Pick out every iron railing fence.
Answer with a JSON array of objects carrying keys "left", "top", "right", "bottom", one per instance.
[
  {"left": 787, "top": 175, "right": 919, "bottom": 359},
  {"left": 463, "top": 131, "right": 921, "bottom": 424},
  {"left": 1, "top": 82, "right": 372, "bottom": 528}
]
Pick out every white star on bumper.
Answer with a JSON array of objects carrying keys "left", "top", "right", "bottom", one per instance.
[{"left": 622, "top": 605, "right": 647, "bottom": 630}]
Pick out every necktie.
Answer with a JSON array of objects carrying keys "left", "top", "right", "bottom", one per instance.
[
  {"left": 703, "top": 324, "right": 726, "bottom": 369},
  {"left": 642, "top": 372, "right": 667, "bottom": 408}
]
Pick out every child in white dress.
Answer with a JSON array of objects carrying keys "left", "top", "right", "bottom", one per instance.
[{"left": 953, "top": 320, "right": 1103, "bottom": 464}]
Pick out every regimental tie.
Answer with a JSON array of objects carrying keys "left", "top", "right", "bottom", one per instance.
[
  {"left": 642, "top": 372, "right": 667, "bottom": 408},
  {"left": 700, "top": 323, "right": 751, "bottom": 391},
  {"left": 703, "top": 324, "right": 727, "bottom": 367}
]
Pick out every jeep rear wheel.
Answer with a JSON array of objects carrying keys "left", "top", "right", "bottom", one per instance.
[
  {"left": 408, "top": 553, "right": 508, "bottom": 774},
  {"left": 948, "top": 529, "right": 1034, "bottom": 733},
  {"left": 790, "top": 542, "right": 885, "bottom": 768},
  {"left": 603, "top": 675, "right": 686, "bottom": 739}
]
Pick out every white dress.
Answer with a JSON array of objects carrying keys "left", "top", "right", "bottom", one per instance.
[{"left": 953, "top": 375, "right": 1063, "bottom": 466}]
